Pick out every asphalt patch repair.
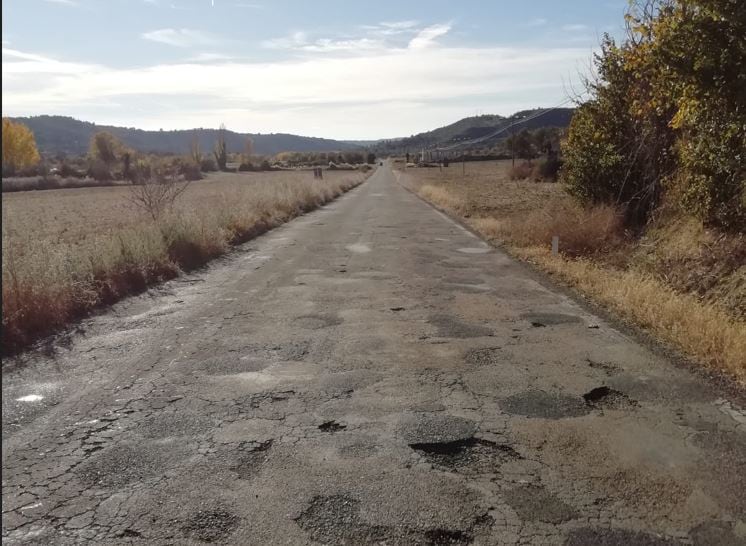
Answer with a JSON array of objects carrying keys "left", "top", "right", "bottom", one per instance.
[
  {"left": 428, "top": 314, "right": 493, "bottom": 339},
  {"left": 503, "top": 484, "right": 578, "bottom": 524},
  {"left": 296, "top": 494, "right": 491, "bottom": 545},
  {"left": 501, "top": 390, "right": 591, "bottom": 419},
  {"left": 181, "top": 508, "right": 240, "bottom": 543}
]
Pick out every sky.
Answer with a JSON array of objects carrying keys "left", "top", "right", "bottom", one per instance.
[{"left": 2, "top": 0, "right": 629, "bottom": 140}]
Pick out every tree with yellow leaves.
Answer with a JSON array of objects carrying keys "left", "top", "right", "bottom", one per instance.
[{"left": 2, "top": 118, "right": 41, "bottom": 176}]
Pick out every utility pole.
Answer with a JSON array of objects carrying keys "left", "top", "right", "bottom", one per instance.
[{"left": 510, "top": 120, "right": 516, "bottom": 168}]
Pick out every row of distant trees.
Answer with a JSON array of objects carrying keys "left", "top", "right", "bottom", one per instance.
[{"left": 2, "top": 120, "right": 374, "bottom": 181}]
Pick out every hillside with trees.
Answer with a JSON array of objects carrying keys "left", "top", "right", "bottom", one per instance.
[
  {"left": 373, "top": 108, "right": 574, "bottom": 155},
  {"left": 10, "top": 116, "right": 362, "bottom": 157}
]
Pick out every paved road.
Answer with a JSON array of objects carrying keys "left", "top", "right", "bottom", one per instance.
[{"left": 3, "top": 163, "right": 745, "bottom": 545}]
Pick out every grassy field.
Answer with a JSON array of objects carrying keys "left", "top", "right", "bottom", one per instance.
[
  {"left": 397, "top": 159, "right": 746, "bottom": 382},
  {"left": 2, "top": 169, "right": 368, "bottom": 352}
]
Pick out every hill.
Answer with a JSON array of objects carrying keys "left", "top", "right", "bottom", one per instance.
[
  {"left": 373, "top": 108, "right": 575, "bottom": 155},
  {"left": 11, "top": 116, "right": 362, "bottom": 157}
]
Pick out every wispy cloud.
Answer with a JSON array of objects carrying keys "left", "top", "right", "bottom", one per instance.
[
  {"left": 525, "top": 18, "right": 548, "bottom": 27},
  {"left": 408, "top": 23, "right": 451, "bottom": 49},
  {"left": 43, "top": 0, "right": 78, "bottom": 5},
  {"left": 141, "top": 28, "right": 217, "bottom": 47},
  {"left": 262, "top": 32, "right": 384, "bottom": 53},
  {"left": 562, "top": 24, "right": 589, "bottom": 32}
]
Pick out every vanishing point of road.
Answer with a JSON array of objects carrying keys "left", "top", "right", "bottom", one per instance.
[{"left": 3, "top": 163, "right": 745, "bottom": 545}]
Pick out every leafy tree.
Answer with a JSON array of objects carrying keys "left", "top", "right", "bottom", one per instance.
[
  {"left": 366, "top": 152, "right": 376, "bottom": 164},
  {"left": 2, "top": 118, "right": 40, "bottom": 175},
  {"left": 89, "top": 131, "right": 127, "bottom": 167},
  {"left": 561, "top": 0, "right": 744, "bottom": 229},
  {"left": 513, "top": 129, "right": 537, "bottom": 164}
]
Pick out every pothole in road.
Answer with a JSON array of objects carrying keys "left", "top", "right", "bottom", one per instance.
[
  {"left": 293, "top": 314, "right": 343, "bottom": 330},
  {"left": 501, "top": 390, "right": 591, "bottom": 419},
  {"left": 428, "top": 314, "right": 493, "bottom": 339},
  {"left": 231, "top": 439, "right": 273, "bottom": 480},
  {"left": 464, "top": 347, "right": 503, "bottom": 366},
  {"left": 181, "top": 508, "right": 240, "bottom": 543},
  {"left": 583, "top": 386, "right": 638, "bottom": 410},
  {"left": 503, "top": 484, "right": 578, "bottom": 524},
  {"left": 296, "top": 495, "right": 482, "bottom": 545},
  {"left": 319, "top": 420, "right": 346, "bottom": 433},
  {"left": 565, "top": 527, "right": 680, "bottom": 545},
  {"left": 409, "top": 438, "right": 521, "bottom": 474},
  {"left": 522, "top": 313, "right": 583, "bottom": 327}
]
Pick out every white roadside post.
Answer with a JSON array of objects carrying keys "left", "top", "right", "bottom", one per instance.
[{"left": 551, "top": 236, "right": 559, "bottom": 256}]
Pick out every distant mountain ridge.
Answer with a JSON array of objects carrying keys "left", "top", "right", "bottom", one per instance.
[
  {"left": 11, "top": 116, "right": 362, "bottom": 157},
  {"left": 373, "top": 108, "right": 575, "bottom": 154}
]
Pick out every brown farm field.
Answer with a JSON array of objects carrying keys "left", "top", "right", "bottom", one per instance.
[
  {"left": 397, "top": 160, "right": 746, "bottom": 382},
  {"left": 2, "top": 169, "right": 369, "bottom": 352}
]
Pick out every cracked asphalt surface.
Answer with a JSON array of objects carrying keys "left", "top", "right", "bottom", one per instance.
[{"left": 3, "top": 162, "right": 746, "bottom": 545}]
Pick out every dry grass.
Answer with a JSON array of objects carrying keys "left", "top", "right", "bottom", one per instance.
[
  {"left": 399, "top": 160, "right": 746, "bottom": 382},
  {"left": 2, "top": 170, "right": 367, "bottom": 352},
  {"left": 473, "top": 200, "right": 625, "bottom": 258}
]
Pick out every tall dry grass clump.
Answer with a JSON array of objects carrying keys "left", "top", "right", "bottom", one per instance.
[
  {"left": 469, "top": 198, "right": 625, "bottom": 258},
  {"left": 418, "top": 184, "right": 467, "bottom": 215},
  {"left": 2, "top": 174, "right": 365, "bottom": 352}
]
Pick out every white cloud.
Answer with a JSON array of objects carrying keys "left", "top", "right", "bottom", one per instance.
[
  {"left": 408, "top": 23, "right": 451, "bottom": 49},
  {"left": 141, "top": 28, "right": 216, "bottom": 47},
  {"left": 562, "top": 24, "right": 589, "bottom": 32},
  {"left": 44, "top": 0, "right": 78, "bottom": 5},
  {"left": 2, "top": 41, "right": 590, "bottom": 139}
]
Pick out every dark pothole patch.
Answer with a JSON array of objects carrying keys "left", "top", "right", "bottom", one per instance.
[
  {"left": 428, "top": 314, "right": 493, "bottom": 339},
  {"left": 522, "top": 313, "right": 583, "bottom": 328},
  {"left": 319, "top": 420, "right": 346, "bottom": 432},
  {"left": 230, "top": 439, "right": 273, "bottom": 480},
  {"left": 501, "top": 390, "right": 591, "bottom": 419},
  {"left": 464, "top": 347, "right": 503, "bottom": 366},
  {"left": 583, "top": 386, "right": 638, "bottom": 410},
  {"left": 181, "top": 508, "right": 240, "bottom": 543},
  {"left": 565, "top": 527, "right": 681, "bottom": 546},
  {"left": 293, "top": 314, "right": 343, "bottom": 330},
  {"left": 409, "top": 438, "right": 521, "bottom": 474},
  {"left": 503, "top": 484, "right": 578, "bottom": 524},
  {"left": 296, "top": 494, "right": 482, "bottom": 545}
]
